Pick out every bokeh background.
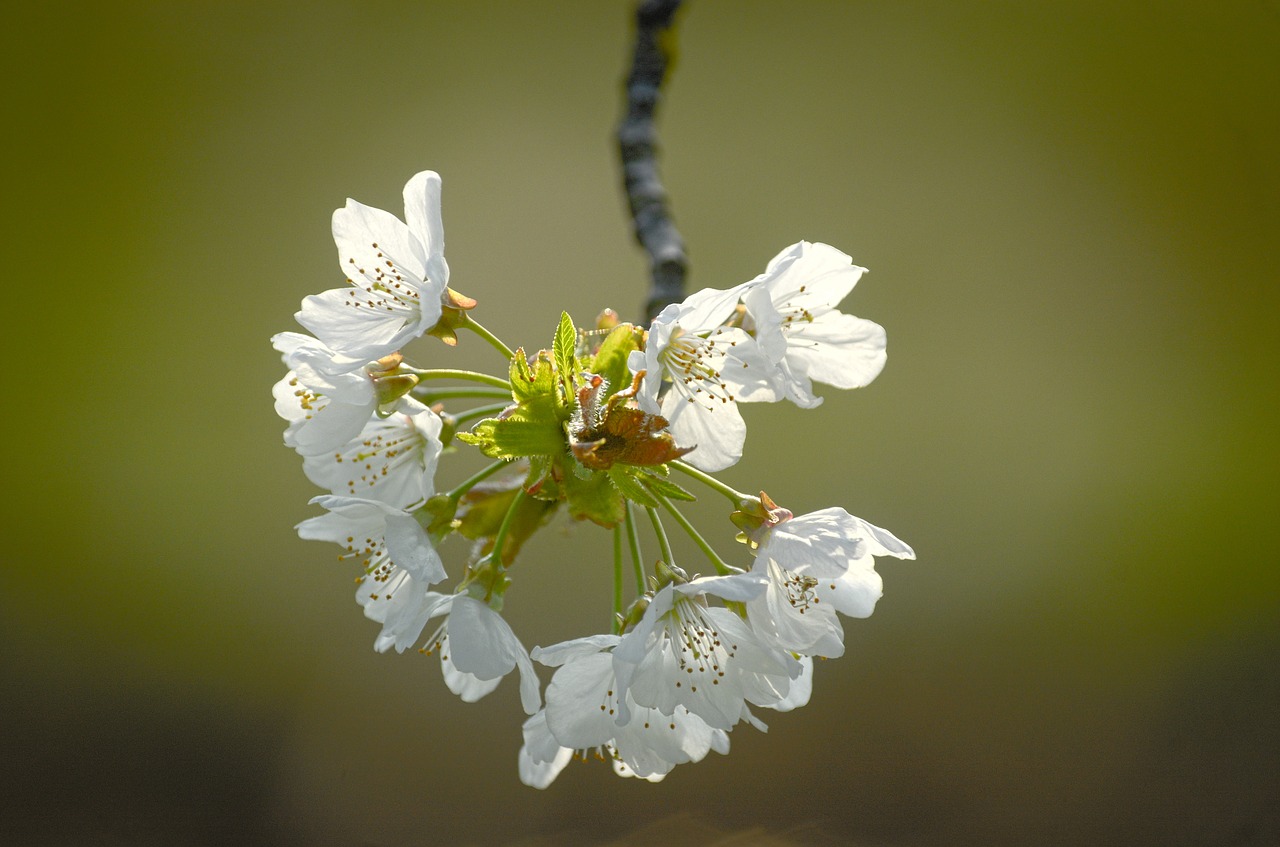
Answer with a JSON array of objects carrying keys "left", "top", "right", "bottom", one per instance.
[{"left": 3, "top": 1, "right": 1277, "bottom": 844}]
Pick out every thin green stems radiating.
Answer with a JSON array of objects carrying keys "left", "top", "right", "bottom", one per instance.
[
  {"left": 444, "top": 459, "right": 508, "bottom": 502},
  {"left": 612, "top": 525, "right": 624, "bottom": 634},
  {"left": 670, "top": 460, "right": 749, "bottom": 504},
  {"left": 450, "top": 402, "right": 511, "bottom": 426},
  {"left": 645, "top": 505, "right": 675, "bottom": 571},
  {"left": 415, "top": 386, "right": 512, "bottom": 402},
  {"left": 404, "top": 367, "right": 511, "bottom": 390},
  {"left": 656, "top": 493, "right": 737, "bottom": 576},
  {"left": 624, "top": 502, "right": 646, "bottom": 595},
  {"left": 489, "top": 489, "right": 526, "bottom": 569},
  {"left": 461, "top": 315, "right": 517, "bottom": 361}
]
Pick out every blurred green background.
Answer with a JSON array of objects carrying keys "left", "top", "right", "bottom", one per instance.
[{"left": 3, "top": 1, "right": 1277, "bottom": 844}]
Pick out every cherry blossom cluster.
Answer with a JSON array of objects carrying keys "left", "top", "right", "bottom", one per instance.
[{"left": 272, "top": 171, "right": 914, "bottom": 787}]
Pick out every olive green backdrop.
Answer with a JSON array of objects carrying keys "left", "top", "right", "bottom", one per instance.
[{"left": 2, "top": 2, "right": 1277, "bottom": 845}]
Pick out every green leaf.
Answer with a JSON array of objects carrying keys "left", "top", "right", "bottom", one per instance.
[
  {"left": 553, "top": 311, "right": 578, "bottom": 402},
  {"left": 590, "top": 323, "right": 640, "bottom": 399},
  {"left": 458, "top": 417, "right": 566, "bottom": 460},
  {"left": 607, "top": 467, "right": 659, "bottom": 508},
  {"left": 523, "top": 454, "right": 560, "bottom": 500},
  {"left": 562, "top": 465, "right": 625, "bottom": 528},
  {"left": 508, "top": 348, "right": 562, "bottom": 424},
  {"left": 640, "top": 471, "right": 698, "bottom": 502}
]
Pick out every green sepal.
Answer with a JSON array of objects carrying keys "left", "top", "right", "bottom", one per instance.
[
  {"left": 524, "top": 454, "right": 561, "bottom": 500},
  {"left": 418, "top": 493, "right": 459, "bottom": 539},
  {"left": 639, "top": 470, "right": 697, "bottom": 503},
  {"left": 562, "top": 464, "right": 625, "bottom": 528},
  {"left": 608, "top": 466, "right": 659, "bottom": 508}
]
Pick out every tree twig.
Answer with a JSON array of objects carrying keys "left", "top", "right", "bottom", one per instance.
[{"left": 618, "top": 0, "right": 687, "bottom": 323}]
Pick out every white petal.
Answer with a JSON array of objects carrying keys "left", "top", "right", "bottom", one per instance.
[
  {"left": 545, "top": 653, "right": 619, "bottom": 748},
  {"left": 441, "top": 646, "right": 503, "bottom": 703},
  {"left": 681, "top": 572, "right": 768, "bottom": 603},
  {"left": 660, "top": 388, "right": 746, "bottom": 472},
  {"left": 850, "top": 515, "right": 916, "bottom": 560},
  {"left": 518, "top": 711, "right": 573, "bottom": 789},
  {"left": 532, "top": 634, "right": 622, "bottom": 668},
  {"left": 295, "top": 287, "right": 419, "bottom": 363},
  {"left": 402, "top": 171, "right": 444, "bottom": 264},
  {"left": 670, "top": 284, "right": 747, "bottom": 332},
  {"left": 332, "top": 197, "right": 428, "bottom": 285},
  {"left": 762, "top": 241, "right": 865, "bottom": 311},
  {"left": 402, "top": 171, "right": 449, "bottom": 295},
  {"left": 713, "top": 329, "right": 783, "bottom": 404},
  {"left": 786, "top": 313, "right": 886, "bottom": 390},
  {"left": 290, "top": 395, "right": 376, "bottom": 456},
  {"left": 749, "top": 562, "right": 845, "bottom": 658},
  {"left": 358, "top": 575, "right": 441, "bottom": 653},
  {"left": 816, "top": 559, "right": 884, "bottom": 619},
  {"left": 446, "top": 596, "right": 519, "bottom": 681},
  {"left": 383, "top": 512, "right": 445, "bottom": 585},
  {"left": 762, "top": 508, "right": 868, "bottom": 578},
  {"left": 767, "top": 656, "right": 814, "bottom": 711}
]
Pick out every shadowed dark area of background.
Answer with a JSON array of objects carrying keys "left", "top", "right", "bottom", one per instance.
[{"left": 2, "top": 1, "right": 1276, "bottom": 845}]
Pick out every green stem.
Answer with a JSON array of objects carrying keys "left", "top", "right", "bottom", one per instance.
[
  {"left": 413, "top": 386, "right": 512, "bottom": 402},
  {"left": 645, "top": 506, "right": 675, "bottom": 570},
  {"left": 490, "top": 488, "right": 526, "bottom": 569},
  {"left": 445, "top": 459, "right": 508, "bottom": 503},
  {"left": 670, "top": 460, "right": 751, "bottom": 505},
  {"left": 403, "top": 367, "right": 511, "bottom": 390},
  {"left": 461, "top": 315, "right": 517, "bottom": 361},
  {"left": 657, "top": 493, "right": 738, "bottom": 576},
  {"left": 450, "top": 402, "right": 510, "bottom": 426},
  {"left": 612, "top": 525, "right": 624, "bottom": 634},
  {"left": 624, "top": 502, "right": 646, "bottom": 595}
]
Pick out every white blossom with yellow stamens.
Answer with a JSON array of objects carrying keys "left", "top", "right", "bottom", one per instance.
[
  {"left": 271, "top": 332, "right": 379, "bottom": 456},
  {"left": 747, "top": 508, "right": 915, "bottom": 657},
  {"left": 740, "top": 241, "right": 887, "bottom": 409},
  {"left": 628, "top": 285, "right": 777, "bottom": 472},
  {"left": 611, "top": 573, "right": 799, "bottom": 731},
  {"left": 296, "top": 495, "right": 445, "bottom": 652},
  {"left": 301, "top": 397, "right": 442, "bottom": 510},
  {"left": 297, "top": 171, "right": 449, "bottom": 364}
]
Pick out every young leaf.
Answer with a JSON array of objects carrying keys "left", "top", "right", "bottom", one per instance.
[
  {"left": 458, "top": 417, "right": 566, "bottom": 460},
  {"left": 608, "top": 466, "right": 659, "bottom": 508},
  {"left": 639, "top": 471, "right": 697, "bottom": 502},
  {"left": 509, "top": 349, "right": 563, "bottom": 424},
  {"left": 553, "top": 311, "right": 579, "bottom": 403}
]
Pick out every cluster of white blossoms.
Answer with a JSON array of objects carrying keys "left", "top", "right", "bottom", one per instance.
[{"left": 272, "top": 171, "right": 914, "bottom": 787}]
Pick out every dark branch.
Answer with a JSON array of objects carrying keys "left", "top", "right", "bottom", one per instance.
[{"left": 618, "top": 0, "right": 687, "bottom": 323}]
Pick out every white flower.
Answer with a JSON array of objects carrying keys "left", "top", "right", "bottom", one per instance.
[
  {"left": 296, "top": 495, "right": 446, "bottom": 652},
  {"left": 612, "top": 573, "right": 799, "bottom": 731},
  {"left": 271, "top": 332, "right": 379, "bottom": 456},
  {"left": 519, "top": 634, "right": 730, "bottom": 787},
  {"left": 301, "top": 397, "right": 443, "bottom": 510},
  {"left": 628, "top": 285, "right": 777, "bottom": 471},
  {"left": 420, "top": 594, "right": 541, "bottom": 715},
  {"left": 740, "top": 241, "right": 887, "bottom": 408},
  {"left": 748, "top": 508, "right": 915, "bottom": 657},
  {"left": 296, "top": 171, "right": 449, "bottom": 363}
]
